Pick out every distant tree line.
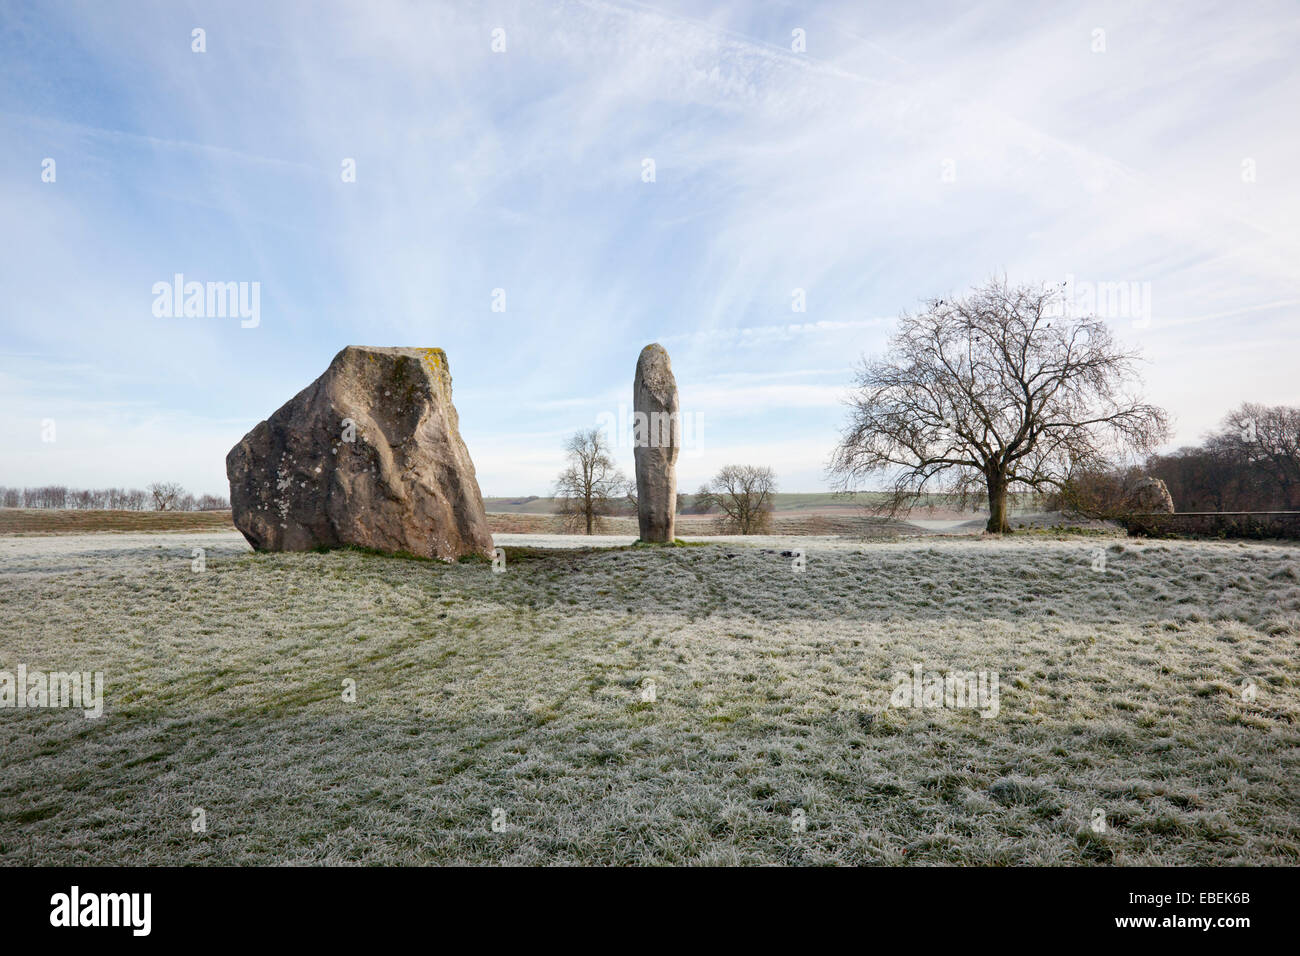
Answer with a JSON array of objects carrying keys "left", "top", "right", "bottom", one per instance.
[
  {"left": 1053, "top": 403, "right": 1299, "bottom": 516},
  {"left": 0, "top": 484, "right": 229, "bottom": 511},
  {"left": 1145, "top": 403, "right": 1299, "bottom": 511}
]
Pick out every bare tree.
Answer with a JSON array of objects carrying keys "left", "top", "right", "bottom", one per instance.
[
  {"left": 830, "top": 278, "right": 1169, "bottom": 533},
  {"left": 553, "top": 429, "right": 630, "bottom": 534},
  {"left": 696, "top": 465, "right": 777, "bottom": 534},
  {"left": 147, "top": 481, "right": 186, "bottom": 511},
  {"left": 36, "top": 486, "right": 68, "bottom": 508},
  {"left": 1218, "top": 403, "right": 1300, "bottom": 509}
]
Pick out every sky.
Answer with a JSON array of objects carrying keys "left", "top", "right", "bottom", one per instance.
[{"left": 2, "top": 0, "right": 1297, "bottom": 498}]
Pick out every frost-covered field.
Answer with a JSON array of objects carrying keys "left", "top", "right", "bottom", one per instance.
[{"left": 2, "top": 530, "right": 1298, "bottom": 865}]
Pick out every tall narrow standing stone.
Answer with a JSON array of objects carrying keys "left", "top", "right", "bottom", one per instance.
[{"left": 633, "top": 343, "right": 680, "bottom": 543}]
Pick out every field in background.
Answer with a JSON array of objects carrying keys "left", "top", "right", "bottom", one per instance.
[
  {"left": 4, "top": 493, "right": 1067, "bottom": 539},
  {"left": 483, "top": 492, "right": 1028, "bottom": 516},
  {"left": 0, "top": 506, "right": 1126, "bottom": 543},
  {"left": 0, "top": 508, "right": 236, "bottom": 534},
  {"left": 1, "top": 529, "right": 1297, "bottom": 865},
  {"left": 1, "top": 509, "right": 925, "bottom": 539},
  {"left": 485, "top": 511, "right": 930, "bottom": 538}
]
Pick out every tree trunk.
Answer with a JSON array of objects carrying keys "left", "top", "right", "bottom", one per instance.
[
  {"left": 585, "top": 502, "right": 593, "bottom": 535},
  {"left": 986, "top": 472, "right": 1011, "bottom": 534}
]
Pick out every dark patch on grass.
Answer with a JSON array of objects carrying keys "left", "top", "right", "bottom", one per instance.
[{"left": 7, "top": 804, "right": 60, "bottom": 824}]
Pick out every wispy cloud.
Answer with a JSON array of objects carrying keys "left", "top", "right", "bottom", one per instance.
[{"left": 1, "top": 0, "right": 1296, "bottom": 494}]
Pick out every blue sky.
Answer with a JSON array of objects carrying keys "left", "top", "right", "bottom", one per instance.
[{"left": 2, "top": 0, "right": 1298, "bottom": 497}]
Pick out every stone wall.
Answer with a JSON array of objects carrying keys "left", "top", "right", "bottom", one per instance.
[{"left": 1120, "top": 512, "right": 1300, "bottom": 540}]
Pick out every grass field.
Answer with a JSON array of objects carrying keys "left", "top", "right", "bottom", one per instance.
[{"left": 2, "top": 529, "right": 1297, "bottom": 865}]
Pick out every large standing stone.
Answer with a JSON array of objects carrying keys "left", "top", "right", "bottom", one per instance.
[
  {"left": 1125, "top": 476, "right": 1175, "bottom": 514},
  {"left": 226, "top": 346, "right": 494, "bottom": 561},
  {"left": 633, "top": 343, "right": 680, "bottom": 543}
]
